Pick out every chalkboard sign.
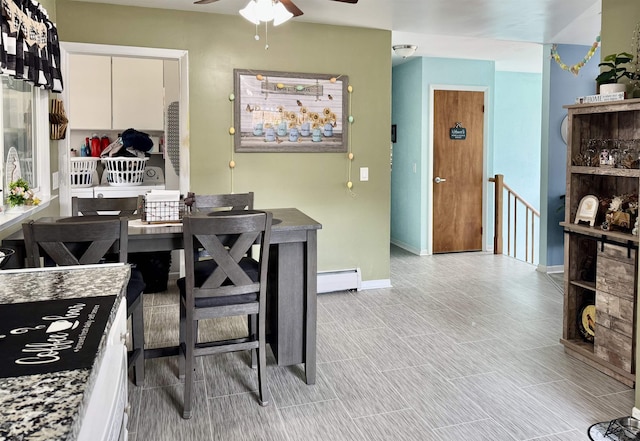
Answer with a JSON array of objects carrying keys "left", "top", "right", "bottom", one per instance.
[
  {"left": 0, "top": 296, "right": 116, "bottom": 378},
  {"left": 450, "top": 122, "right": 466, "bottom": 140}
]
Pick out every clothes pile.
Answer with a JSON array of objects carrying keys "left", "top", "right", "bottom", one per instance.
[{"left": 100, "top": 128, "right": 154, "bottom": 159}]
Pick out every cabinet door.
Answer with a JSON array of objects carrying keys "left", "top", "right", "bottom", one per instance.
[
  {"left": 112, "top": 57, "right": 164, "bottom": 131},
  {"left": 68, "top": 55, "right": 112, "bottom": 130}
]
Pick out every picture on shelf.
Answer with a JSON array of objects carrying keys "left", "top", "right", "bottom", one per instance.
[
  {"left": 600, "top": 194, "right": 638, "bottom": 232},
  {"left": 573, "top": 194, "right": 599, "bottom": 227}
]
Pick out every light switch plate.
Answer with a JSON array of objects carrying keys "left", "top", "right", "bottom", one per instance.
[{"left": 360, "top": 167, "right": 369, "bottom": 181}]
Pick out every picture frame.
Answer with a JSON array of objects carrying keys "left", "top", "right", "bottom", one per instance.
[
  {"left": 574, "top": 194, "right": 599, "bottom": 227},
  {"left": 233, "top": 69, "right": 349, "bottom": 153}
]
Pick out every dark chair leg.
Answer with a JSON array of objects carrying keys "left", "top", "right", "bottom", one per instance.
[
  {"left": 131, "top": 297, "right": 145, "bottom": 387},
  {"left": 249, "top": 314, "right": 257, "bottom": 368},
  {"left": 183, "top": 315, "right": 195, "bottom": 419},
  {"left": 178, "top": 298, "right": 186, "bottom": 379},
  {"left": 257, "top": 313, "right": 268, "bottom": 406}
]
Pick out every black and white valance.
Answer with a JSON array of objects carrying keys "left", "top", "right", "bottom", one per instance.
[{"left": 0, "top": 0, "right": 62, "bottom": 92}]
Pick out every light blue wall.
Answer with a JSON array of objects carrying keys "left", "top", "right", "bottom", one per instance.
[
  {"left": 391, "top": 57, "right": 495, "bottom": 254},
  {"left": 540, "top": 44, "right": 600, "bottom": 268},
  {"left": 494, "top": 71, "right": 543, "bottom": 263},
  {"left": 494, "top": 72, "right": 542, "bottom": 207},
  {"left": 391, "top": 58, "right": 425, "bottom": 253}
]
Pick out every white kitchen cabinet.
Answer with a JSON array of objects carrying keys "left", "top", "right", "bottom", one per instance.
[
  {"left": 77, "top": 298, "right": 128, "bottom": 441},
  {"left": 112, "top": 57, "right": 164, "bottom": 131},
  {"left": 68, "top": 54, "right": 112, "bottom": 130},
  {"left": 68, "top": 55, "right": 164, "bottom": 132}
]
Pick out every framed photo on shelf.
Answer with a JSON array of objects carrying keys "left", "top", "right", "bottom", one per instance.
[
  {"left": 574, "top": 194, "right": 599, "bottom": 227},
  {"left": 233, "top": 69, "right": 349, "bottom": 153}
]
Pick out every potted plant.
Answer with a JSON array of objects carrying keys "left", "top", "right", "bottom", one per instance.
[
  {"left": 7, "top": 178, "right": 40, "bottom": 209},
  {"left": 596, "top": 52, "right": 634, "bottom": 95}
]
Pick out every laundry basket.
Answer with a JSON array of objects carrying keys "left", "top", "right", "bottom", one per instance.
[
  {"left": 70, "top": 157, "right": 99, "bottom": 187},
  {"left": 101, "top": 157, "right": 148, "bottom": 186}
]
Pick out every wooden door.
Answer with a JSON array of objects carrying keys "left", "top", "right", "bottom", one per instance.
[{"left": 433, "top": 90, "right": 484, "bottom": 253}]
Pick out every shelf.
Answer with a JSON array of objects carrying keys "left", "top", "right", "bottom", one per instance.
[
  {"left": 570, "top": 279, "right": 596, "bottom": 292},
  {"left": 561, "top": 337, "right": 593, "bottom": 354},
  {"left": 564, "top": 98, "right": 640, "bottom": 112},
  {"left": 571, "top": 166, "right": 640, "bottom": 177},
  {"left": 561, "top": 338, "right": 636, "bottom": 387},
  {"left": 561, "top": 222, "right": 639, "bottom": 245}
]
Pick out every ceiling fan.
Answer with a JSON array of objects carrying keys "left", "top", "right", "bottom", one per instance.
[{"left": 193, "top": 0, "right": 358, "bottom": 18}]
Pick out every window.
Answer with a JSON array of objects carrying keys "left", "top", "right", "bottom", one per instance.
[
  {"left": 0, "top": 73, "right": 51, "bottom": 228},
  {"left": 2, "top": 76, "right": 38, "bottom": 194}
]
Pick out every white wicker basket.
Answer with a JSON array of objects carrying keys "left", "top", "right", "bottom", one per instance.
[
  {"left": 102, "top": 157, "right": 149, "bottom": 186},
  {"left": 70, "top": 157, "right": 99, "bottom": 188}
]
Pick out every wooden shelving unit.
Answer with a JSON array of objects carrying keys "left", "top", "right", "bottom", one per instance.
[{"left": 562, "top": 99, "right": 640, "bottom": 387}]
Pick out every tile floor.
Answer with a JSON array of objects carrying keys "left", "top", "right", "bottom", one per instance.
[{"left": 127, "top": 246, "right": 635, "bottom": 441}]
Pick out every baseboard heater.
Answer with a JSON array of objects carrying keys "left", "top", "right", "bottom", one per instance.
[{"left": 317, "top": 268, "right": 361, "bottom": 293}]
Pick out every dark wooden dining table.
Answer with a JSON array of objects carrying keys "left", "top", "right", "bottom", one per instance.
[{"left": 2, "top": 207, "right": 322, "bottom": 385}]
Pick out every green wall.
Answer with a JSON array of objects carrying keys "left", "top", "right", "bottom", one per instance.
[
  {"left": 600, "top": 0, "right": 640, "bottom": 414},
  {"left": 53, "top": 0, "right": 392, "bottom": 282},
  {"left": 601, "top": 0, "right": 640, "bottom": 64}
]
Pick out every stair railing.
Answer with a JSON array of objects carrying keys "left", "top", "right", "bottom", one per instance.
[{"left": 489, "top": 174, "right": 540, "bottom": 264}]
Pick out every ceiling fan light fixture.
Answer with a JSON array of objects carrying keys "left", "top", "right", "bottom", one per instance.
[
  {"left": 273, "top": 2, "right": 293, "bottom": 26},
  {"left": 393, "top": 44, "right": 417, "bottom": 58},
  {"left": 254, "top": 0, "right": 275, "bottom": 22},
  {"left": 239, "top": 0, "right": 260, "bottom": 24}
]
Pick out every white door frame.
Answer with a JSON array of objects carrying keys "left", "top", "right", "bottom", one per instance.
[
  {"left": 427, "top": 84, "right": 490, "bottom": 255},
  {"left": 58, "top": 42, "right": 190, "bottom": 215}
]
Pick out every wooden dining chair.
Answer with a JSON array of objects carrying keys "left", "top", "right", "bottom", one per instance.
[
  {"left": 22, "top": 218, "right": 146, "bottom": 386},
  {"left": 189, "top": 192, "right": 254, "bottom": 213},
  {"left": 71, "top": 196, "right": 142, "bottom": 216},
  {"left": 72, "top": 195, "right": 170, "bottom": 293},
  {"left": 177, "top": 210, "right": 272, "bottom": 419}
]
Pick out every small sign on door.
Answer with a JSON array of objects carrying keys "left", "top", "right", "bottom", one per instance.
[{"left": 450, "top": 122, "right": 467, "bottom": 140}]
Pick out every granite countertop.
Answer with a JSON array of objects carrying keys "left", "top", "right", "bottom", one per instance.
[{"left": 0, "top": 264, "right": 130, "bottom": 441}]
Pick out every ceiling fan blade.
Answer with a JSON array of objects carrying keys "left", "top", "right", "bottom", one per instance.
[
  {"left": 280, "top": 0, "right": 304, "bottom": 17},
  {"left": 194, "top": 0, "right": 218, "bottom": 4},
  {"left": 331, "top": 0, "right": 358, "bottom": 3}
]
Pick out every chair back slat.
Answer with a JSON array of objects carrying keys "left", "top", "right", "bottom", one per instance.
[
  {"left": 183, "top": 210, "right": 272, "bottom": 301},
  {"left": 72, "top": 196, "right": 142, "bottom": 216},
  {"left": 23, "top": 218, "right": 128, "bottom": 268},
  {"left": 191, "top": 192, "right": 254, "bottom": 213}
]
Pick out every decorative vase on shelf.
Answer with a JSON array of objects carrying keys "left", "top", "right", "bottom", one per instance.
[{"left": 599, "top": 83, "right": 627, "bottom": 95}]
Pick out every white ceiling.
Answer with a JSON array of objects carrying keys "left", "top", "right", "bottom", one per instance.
[{"left": 77, "top": 0, "right": 602, "bottom": 72}]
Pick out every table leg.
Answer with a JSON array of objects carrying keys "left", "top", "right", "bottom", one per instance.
[
  {"left": 268, "top": 242, "right": 304, "bottom": 366},
  {"left": 304, "top": 230, "right": 317, "bottom": 385}
]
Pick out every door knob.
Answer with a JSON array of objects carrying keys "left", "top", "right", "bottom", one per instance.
[{"left": 434, "top": 177, "right": 447, "bottom": 184}]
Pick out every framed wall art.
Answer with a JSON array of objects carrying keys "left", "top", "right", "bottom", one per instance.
[{"left": 233, "top": 69, "right": 349, "bottom": 153}]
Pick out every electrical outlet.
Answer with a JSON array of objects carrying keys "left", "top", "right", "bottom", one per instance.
[
  {"left": 52, "top": 171, "right": 59, "bottom": 190},
  {"left": 360, "top": 167, "right": 369, "bottom": 181}
]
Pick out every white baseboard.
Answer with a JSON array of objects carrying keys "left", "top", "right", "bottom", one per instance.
[
  {"left": 360, "top": 279, "right": 392, "bottom": 290},
  {"left": 536, "top": 264, "right": 564, "bottom": 274},
  {"left": 316, "top": 269, "right": 392, "bottom": 293},
  {"left": 317, "top": 268, "right": 361, "bottom": 293},
  {"left": 390, "top": 239, "right": 427, "bottom": 255}
]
